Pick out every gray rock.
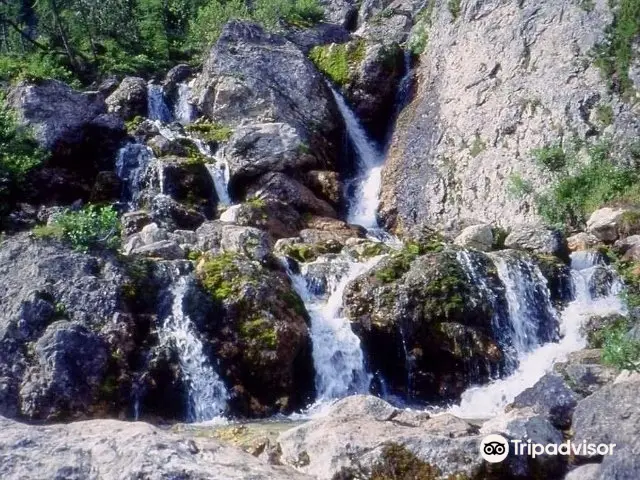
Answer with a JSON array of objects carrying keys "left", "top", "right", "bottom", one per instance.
[
  {"left": 586, "top": 208, "right": 634, "bottom": 243},
  {"left": 195, "top": 221, "right": 225, "bottom": 252},
  {"left": 150, "top": 194, "right": 205, "bottom": 231},
  {"left": 131, "top": 240, "right": 185, "bottom": 260},
  {"left": 572, "top": 375, "right": 640, "bottom": 460},
  {"left": 140, "top": 223, "right": 170, "bottom": 245},
  {"left": 511, "top": 373, "right": 579, "bottom": 429},
  {"left": 8, "top": 80, "right": 106, "bottom": 150},
  {"left": 563, "top": 463, "right": 601, "bottom": 480},
  {"left": 505, "top": 224, "right": 568, "bottom": 259},
  {"left": 277, "top": 395, "right": 483, "bottom": 479},
  {"left": 615, "top": 234, "right": 640, "bottom": 254},
  {"left": 246, "top": 172, "right": 337, "bottom": 217},
  {"left": 379, "top": 0, "right": 639, "bottom": 234},
  {"left": 0, "top": 415, "right": 311, "bottom": 480},
  {"left": 454, "top": 224, "right": 493, "bottom": 251},
  {"left": 121, "top": 211, "right": 152, "bottom": 236},
  {"left": 286, "top": 23, "right": 352, "bottom": 54},
  {"left": 19, "top": 321, "right": 109, "bottom": 419},
  {"left": 225, "top": 123, "right": 315, "bottom": 181},
  {"left": 220, "top": 225, "right": 273, "bottom": 262},
  {"left": 553, "top": 350, "right": 618, "bottom": 397},
  {"left": 318, "top": 0, "right": 358, "bottom": 28},
  {"left": 192, "top": 21, "right": 342, "bottom": 176},
  {"left": 105, "top": 76, "right": 148, "bottom": 120}
]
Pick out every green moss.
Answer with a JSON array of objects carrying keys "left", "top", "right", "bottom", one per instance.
[
  {"left": 308, "top": 40, "right": 366, "bottom": 86},
  {"left": 239, "top": 317, "right": 278, "bottom": 350},
  {"left": 245, "top": 196, "right": 267, "bottom": 209},
  {"left": 533, "top": 143, "right": 567, "bottom": 172},
  {"left": 448, "top": 0, "right": 461, "bottom": 20},
  {"left": 423, "top": 256, "right": 467, "bottom": 319},
  {"left": 408, "top": 0, "right": 436, "bottom": 56},
  {"left": 469, "top": 134, "right": 486, "bottom": 157},
  {"left": 283, "top": 290, "right": 307, "bottom": 317},
  {"left": 283, "top": 243, "right": 318, "bottom": 263},
  {"left": 185, "top": 121, "right": 233, "bottom": 143},
  {"left": 370, "top": 443, "right": 440, "bottom": 480},
  {"left": 374, "top": 240, "right": 444, "bottom": 283},
  {"left": 596, "top": 103, "right": 614, "bottom": 126},
  {"left": 198, "top": 252, "right": 245, "bottom": 301},
  {"left": 593, "top": 0, "right": 640, "bottom": 98},
  {"left": 125, "top": 115, "right": 144, "bottom": 134}
]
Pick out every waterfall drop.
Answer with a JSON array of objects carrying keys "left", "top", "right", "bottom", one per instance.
[
  {"left": 159, "top": 277, "right": 228, "bottom": 422},
  {"left": 174, "top": 82, "right": 196, "bottom": 124},
  {"left": 147, "top": 84, "right": 173, "bottom": 123},
  {"left": 115, "top": 143, "right": 156, "bottom": 209},
  {"left": 284, "top": 256, "right": 383, "bottom": 402},
  {"left": 329, "top": 86, "right": 384, "bottom": 229},
  {"left": 450, "top": 251, "right": 625, "bottom": 418}
]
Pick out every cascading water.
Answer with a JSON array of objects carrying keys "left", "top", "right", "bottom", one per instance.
[
  {"left": 115, "top": 143, "right": 156, "bottom": 208},
  {"left": 329, "top": 86, "right": 384, "bottom": 229},
  {"left": 174, "top": 82, "right": 196, "bottom": 124},
  {"left": 159, "top": 277, "right": 228, "bottom": 422},
  {"left": 450, "top": 250, "right": 626, "bottom": 418},
  {"left": 284, "top": 256, "right": 383, "bottom": 402},
  {"left": 147, "top": 83, "right": 173, "bottom": 123}
]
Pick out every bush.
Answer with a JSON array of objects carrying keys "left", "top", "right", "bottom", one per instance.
[
  {"left": 34, "top": 205, "right": 121, "bottom": 252},
  {"left": 448, "top": 0, "right": 461, "bottom": 20},
  {"left": 533, "top": 144, "right": 567, "bottom": 171},
  {"left": 0, "top": 96, "right": 47, "bottom": 218},
  {"left": 602, "top": 322, "right": 640, "bottom": 372},
  {"left": 0, "top": 53, "right": 79, "bottom": 86}
]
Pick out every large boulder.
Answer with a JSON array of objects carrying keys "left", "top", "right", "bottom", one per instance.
[
  {"left": 379, "top": 0, "right": 639, "bottom": 235},
  {"left": 504, "top": 224, "right": 568, "bottom": 259},
  {"left": 454, "top": 224, "right": 493, "bottom": 251},
  {"left": 586, "top": 207, "right": 640, "bottom": 243},
  {"left": 344, "top": 247, "right": 507, "bottom": 400},
  {"left": 105, "top": 76, "right": 148, "bottom": 120},
  {"left": 196, "top": 252, "right": 314, "bottom": 416},
  {"left": 19, "top": 321, "right": 110, "bottom": 420},
  {"left": 245, "top": 172, "right": 337, "bottom": 218},
  {"left": 277, "top": 395, "right": 485, "bottom": 479},
  {"left": 553, "top": 349, "right": 618, "bottom": 397},
  {"left": 8, "top": 80, "right": 106, "bottom": 151},
  {"left": 192, "top": 21, "right": 343, "bottom": 179},
  {"left": 0, "top": 415, "right": 311, "bottom": 480}
]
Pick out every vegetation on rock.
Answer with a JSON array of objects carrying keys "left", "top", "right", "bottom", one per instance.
[
  {"left": 185, "top": 121, "right": 233, "bottom": 143},
  {"left": 0, "top": 95, "right": 46, "bottom": 219},
  {"left": 33, "top": 205, "right": 121, "bottom": 252},
  {"left": 308, "top": 40, "right": 366, "bottom": 87}
]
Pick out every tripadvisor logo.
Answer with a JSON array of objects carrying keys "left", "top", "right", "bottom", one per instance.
[{"left": 479, "top": 434, "right": 616, "bottom": 463}]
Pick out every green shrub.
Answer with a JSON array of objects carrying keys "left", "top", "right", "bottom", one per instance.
[
  {"left": 593, "top": 0, "right": 640, "bottom": 97},
  {"left": 602, "top": 322, "right": 640, "bottom": 372},
  {"left": 407, "top": 1, "right": 435, "bottom": 56},
  {"left": 507, "top": 174, "right": 534, "bottom": 198},
  {"left": 0, "top": 53, "right": 79, "bottom": 86},
  {"left": 34, "top": 205, "right": 121, "bottom": 252},
  {"left": 533, "top": 144, "right": 567, "bottom": 171},
  {"left": 185, "top": 122, "right": 233, "bottom": 143},
  {"left": 448, "top": 0, "right": 462, "bottom": 20},
  {"left": 0, "top": 96, "right": 47, "bottom": 218},
  {"left": 596, "top": 104, "right": 614, "bottom": 126}
]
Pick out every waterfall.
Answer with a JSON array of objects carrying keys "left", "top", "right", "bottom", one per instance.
[
  {"left": 284, "top": 256, "right": 383, "bottom": 402},
  {"left": 147, "top": 84, "right": 173, "bottom": 123},
  {"left": 174, "top": 82, "right": 195, "bottom": 124},
  {"left": 450, "top": 251, "right": 626, "bottom": 418},
  {"left": 115, "top": 143, "right": 156, "bottom": 209},
  {"left": 329, "top": 86, "right": 384, "bottom": 229},
  {"left": 158, "top": 277, "right": 228, "bottom": 422}
]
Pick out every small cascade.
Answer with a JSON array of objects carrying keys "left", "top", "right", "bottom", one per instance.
[
  {"left": 284, "top": 256, "right": 383, "bottom": 402},
  {"left": 174, "top": 82, "right": 195, "bottom": 124},
  {"left": 329, "top": 86, "right": 384, "bottom": 229},
  {"left": 450, "top": 251, "right": 626, "bottom": 418},
  {"left": 159, "top": 277, "right": 228, "bottom": 422},
  {"left": 147, "top": 84, "right": 173, "bottom": 123},
  {"left": 390, "top": 51, "right": 414, "bottom": 127},
  {"left": 115, "top": 143, "right": 156, "bottom": 208}
]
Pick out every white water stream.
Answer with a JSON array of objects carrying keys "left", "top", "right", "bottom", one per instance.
[
  {"left": 450, "top": 251, "right": 625, "bottom": 418},
  {"left": 158, "top": 277, "right": 228, "bottom": 422}
]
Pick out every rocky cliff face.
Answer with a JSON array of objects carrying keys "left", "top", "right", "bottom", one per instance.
[{"left": 380, "top": 0, "right": 640, "bottom": 235}]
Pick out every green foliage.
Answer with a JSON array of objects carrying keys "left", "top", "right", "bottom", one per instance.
[
  {"left": 469, "top": 135, "right": 486, "bottom": 157},
  {"left": 34, "top": 205, "right": 121, "bottom": 252},
  {"left": 0, "top": 96, "right": 47, "bottom": 218},
  {"left": 375, "top": 240, "right": 444, "bottom": 283},
  {"left": 596, "top": 103, "right": 614, "bottom": 126},
  {"left": 281, "top": 240, "right": 343, "bottom": 263},
  {"left": 0, "top": 53, "right": 79, "bottom": 86},
  {"left": 533, "top": 143, "right": 567, "bottom": 171},
  {"left": 602, "top": 321, "right": 640, "bottom": 372},
  {"left": 407, "top": 0, "right": 435, "bottom": 56},
  {"left": 308, "top": 40, "right": 365, "bottom": 86},
  {"left": 593, "top": 0, "right": 640, "bottom": 97},
  {"left": 448, "top": 0, "right": 462, "bottom": 20},
  {"left": 185, "top": 121, "right": 233, "bottom": 143},
  {"left": 125, "top": 116, "right": 145, "bottom": 134},
  {"left": 535, "top": 141, "right": 640, "bottom": 227},
  {"left": 507, "top": 174, "right": 534, "bottom": 198}
]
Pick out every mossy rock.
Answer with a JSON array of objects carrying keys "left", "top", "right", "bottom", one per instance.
[{"left": 308, "top": 39, "right": 366, "bottom": 87}]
